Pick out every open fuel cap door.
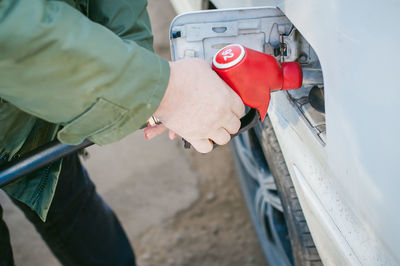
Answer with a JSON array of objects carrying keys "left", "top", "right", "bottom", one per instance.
[
  {"left": 169, "top": 7, "right": 293, "bottom": 63},
  {"left": 169, "top": 6, "right": 326, "bottom": 144}
]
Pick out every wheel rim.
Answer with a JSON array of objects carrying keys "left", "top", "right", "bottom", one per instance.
[{"left": 232, "top": 129, "right": 293, "bottom": 265}]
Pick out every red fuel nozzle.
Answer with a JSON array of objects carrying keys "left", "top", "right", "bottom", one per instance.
[{"left": 212, "top": 44, "right": 302, "bottom": 120}]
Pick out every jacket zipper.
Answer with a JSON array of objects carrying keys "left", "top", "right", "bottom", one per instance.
[{"left": 30, "top": 163, "right": 52, "bottom": 205}]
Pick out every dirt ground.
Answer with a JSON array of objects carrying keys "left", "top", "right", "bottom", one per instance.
[
  {"left": 135, "top": 145, "right": 266, "bottom": 266},
  {"left": 0, "top": 1, "right": 267, "bottom": 265}
]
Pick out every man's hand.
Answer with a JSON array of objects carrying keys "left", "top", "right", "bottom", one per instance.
[{"left": 144, "top": 58, "right": 245, "bottom": 153}]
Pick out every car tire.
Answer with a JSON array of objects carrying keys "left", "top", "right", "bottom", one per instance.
[
  {"left": 231, "top": 115, "right": 323, "bottom": 266},
  {"left": 259, "top": 117, "right": 322, "bottom": 266}
]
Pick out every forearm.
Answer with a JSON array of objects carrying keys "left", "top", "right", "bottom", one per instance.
[{"left": 0, "top": 0, "right": 170, "bottom": 145}]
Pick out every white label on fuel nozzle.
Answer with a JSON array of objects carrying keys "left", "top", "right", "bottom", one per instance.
[{"left": 213, "top": 44, "right": 245, "bottom": 69}]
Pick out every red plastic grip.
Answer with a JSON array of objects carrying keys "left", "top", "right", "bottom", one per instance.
[{"left": 212, "top": 44, "right": 302, "bottom": 120}]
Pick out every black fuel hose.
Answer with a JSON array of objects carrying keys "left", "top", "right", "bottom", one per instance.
[
  {"left": 0, "top": 113, "right": 259, "bottom": 188},
  {"left": 0, "top": 139, "right": 93, "bottom": 188},
  {"left": 0, "top": 123, "right": 152, "bottom": 188}
]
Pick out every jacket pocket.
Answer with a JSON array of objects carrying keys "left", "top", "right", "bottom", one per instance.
[{"left": 57, "top": 97, "right": 128, "bottom": 145}]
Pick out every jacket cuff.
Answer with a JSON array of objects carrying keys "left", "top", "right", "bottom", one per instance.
[{"left": 57, "top": 56, "right": 170, "bottom": 145}]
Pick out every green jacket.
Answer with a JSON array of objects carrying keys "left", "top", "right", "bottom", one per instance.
[{"left": 0, "top": 0, "right": 170, "bottom": 221}]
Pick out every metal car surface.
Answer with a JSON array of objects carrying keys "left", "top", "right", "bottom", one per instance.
[{"left": 169, "top": 1, "right": 400, "bottom": 265}]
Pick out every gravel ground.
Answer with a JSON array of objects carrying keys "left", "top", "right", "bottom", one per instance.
[{"left": 0, "top": 1, "right": 267, "bottom": 265}]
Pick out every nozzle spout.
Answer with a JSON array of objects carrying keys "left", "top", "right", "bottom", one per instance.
[{"left": 302, "top": 67, "right": 324, "bottom": 86}]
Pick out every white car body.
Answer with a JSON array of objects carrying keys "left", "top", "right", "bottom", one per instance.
[{"left": 169, "top": 0, "right": 400, "bottom": 265}]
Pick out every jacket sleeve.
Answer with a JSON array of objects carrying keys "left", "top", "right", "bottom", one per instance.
[
  {"left": 87, "top": 0, "right": 155, "bottom": 51},
  {"left": 0, "top": 0, "right": 170, "bottom": 145}
]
